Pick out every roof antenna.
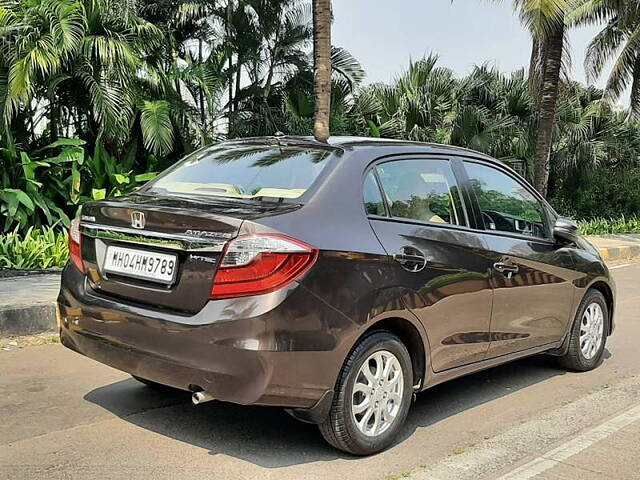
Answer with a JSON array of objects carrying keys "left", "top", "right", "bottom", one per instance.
[{"left": 273, "top": 131, "right": 286, "bottom": 151}]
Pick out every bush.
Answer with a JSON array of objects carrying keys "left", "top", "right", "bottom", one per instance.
[
  {"left": 1, "top": 140, "right": 157, "bottom": 235},
  {"left": 578, "top": 215, "right": 640, "bottom": 236},
  {"left": 552, "top": 169, "right": 640, "bottom": 220},
  {"left": 0, "top": 227, "right": 69, "bottom": 270}
]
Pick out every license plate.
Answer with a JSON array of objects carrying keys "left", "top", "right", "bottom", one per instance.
[{"left": 103, "top": 246, "right": 178, "bottom": 284}]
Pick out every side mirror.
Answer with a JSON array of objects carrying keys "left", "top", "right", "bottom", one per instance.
[{"left": 553, "top": 217, "right": 580, "bottom": 243}]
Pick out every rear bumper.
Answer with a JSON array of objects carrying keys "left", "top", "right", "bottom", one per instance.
[{"left": 58, "top": 265, "right": 350, "bottom": 410}]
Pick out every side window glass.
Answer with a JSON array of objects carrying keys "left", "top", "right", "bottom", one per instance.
[
  {"left": 363, "top": 171, "right": 386, "bottom": 216},
  {"left": 376, "top": 159, "right": 466, "bottom": 226},
  {"left": 464, "top": 162, "right": 549, "bottom": 239}
]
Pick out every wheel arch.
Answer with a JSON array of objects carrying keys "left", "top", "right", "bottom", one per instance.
[
  {"left": 588, "top": 280, "right": 615, "bottom": 335},
  {"left": 354, "top": 316, "right": 429, "bottom": 389}
]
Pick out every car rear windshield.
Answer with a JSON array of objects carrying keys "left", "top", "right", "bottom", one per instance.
[{"left": 144, "top": 144, "right": 334, "bottom": 201}]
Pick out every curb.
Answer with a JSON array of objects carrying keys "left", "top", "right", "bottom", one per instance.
[
  {"left": 0, "top": 303, "right": 57, "bottom": 336},
  {"left": 598, "top": 245, "right": 640, "bottom": 262}
]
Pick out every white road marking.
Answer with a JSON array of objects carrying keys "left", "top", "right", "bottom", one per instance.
[
  {"left": 611, "top": 263, "right": 635, "bottom": 270},
  {"left": 497, "top": 403, "right": 640, "bottom": 479}
]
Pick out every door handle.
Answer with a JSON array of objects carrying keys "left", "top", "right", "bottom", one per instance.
[
  {"left": 393, "top": 247, "right": 427, "bottom": 272},
  {"left": 494, "top": 262, "right": 519, "bottom": 277}
]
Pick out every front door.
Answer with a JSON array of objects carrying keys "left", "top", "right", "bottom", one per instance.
[
  {"left": 461, "top": 160, "right": 576, "bottom": 357},
  {"left": 365, "top": 157, "right": 495, "bottom": 372}
]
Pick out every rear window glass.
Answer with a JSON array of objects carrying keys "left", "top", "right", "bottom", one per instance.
[{"left": 145, "top": 145, "right": 333, "bottom": 201}]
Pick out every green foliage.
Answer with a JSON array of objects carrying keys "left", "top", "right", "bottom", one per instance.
[
  {"left": 0, "top": 144, "right": 75, "bottom": 231},
  {"left": 578, "top": 216, "right": 640, "bottom": 236},
  {"left": 351, "top": 57, "right": 640, "bottom": 220},
  {"left": 0, "top": 140, "right": 156, "bottom": 233},
  {"left": 1, "top": 0, "right": 640, "bottom": 240},
  {"left": 0, "top": 227, "right": 69, "bottom": 269},
  {"left": 569, "top": 1, "right": 640, "bottom": 115},
  {"left": 551, "top": 169, "right": 640, "bottom": 220}
]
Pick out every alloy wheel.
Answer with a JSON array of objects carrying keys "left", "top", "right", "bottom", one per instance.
[
  {"left": 351, "top": 350, "right": 404, "bottom": 437},
  {"left": 579, "top": 302, "right": 605, "bottom": 360}
]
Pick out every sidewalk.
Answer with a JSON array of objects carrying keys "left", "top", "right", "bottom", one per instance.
[{"left": 1, "top": 234, "right": 640, "bottom": 336}]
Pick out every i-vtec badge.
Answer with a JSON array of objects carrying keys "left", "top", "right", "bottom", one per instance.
[
  {"left": 185, "top": 230, "right": 234, "bottom": 239},
  {"left": 131, "top": 211, "right": 145, "bottom": 229},
  {"left": 190, "top": 255, "right": 218, "bottom": 265}
]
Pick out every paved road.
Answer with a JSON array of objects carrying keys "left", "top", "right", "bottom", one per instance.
[{"left": 1, "top": 265, "right": 639, "bottom": 480}]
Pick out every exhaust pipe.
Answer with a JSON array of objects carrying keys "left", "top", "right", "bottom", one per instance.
[{"left": 192, "top": 391, "right": 215, "bottom": 405}]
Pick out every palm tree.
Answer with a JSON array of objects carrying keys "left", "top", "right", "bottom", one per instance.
[
  {"left": 312, "top": 0, "right": 331, "bottom": 142},
  {"left": 0, "top": 0, "right": 85, "bottom": 144},
  {"left": 355, "top": 55, "right": 457, "bottom": 142},
  {"left": 468, "top": 0, "right": 574, "bottom": 195},
  {"left": 569, "top": 1, "right": 640, "bottom": 117},
  {"left": 0, "top": 0, "right": 176, "bottom": 151},
  {"left": 514, "top": 0, "right": 575, "bottom": 197}
]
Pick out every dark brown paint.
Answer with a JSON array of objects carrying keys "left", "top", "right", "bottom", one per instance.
[{"left": 58, "top": 136, "right": 615, "bottom": 420}]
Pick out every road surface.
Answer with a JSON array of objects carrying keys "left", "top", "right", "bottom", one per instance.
[{"left": 1, "top": 264, "right": 639, "bottom": 480}]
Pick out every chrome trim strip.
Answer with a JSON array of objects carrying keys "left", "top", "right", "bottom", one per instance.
[{"left": 81, "top": 224, "right": 227, "bottom": 252}]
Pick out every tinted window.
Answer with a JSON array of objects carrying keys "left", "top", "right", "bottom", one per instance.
[
  {"left": 363, "top": 171, "right": 386, "bottom": 216},
  {"left": 146, "top": 145, "right": 333, "bottom": 201},
  {"left": 464, "top": 162, "right": 549, "bottom": 239},
  {"left": 376, "top": 159, "right": 465, "bottom": 226}
]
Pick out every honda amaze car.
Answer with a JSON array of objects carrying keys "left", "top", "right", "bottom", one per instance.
[{"left": 58, "top": 136, "right": 615, "bottom": 455}]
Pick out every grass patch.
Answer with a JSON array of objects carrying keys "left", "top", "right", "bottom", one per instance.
[
  {"left": 579, "top": 215, "right": 640, "bottom": 236},
  {"left": 44, "top": 334, "right": 60, "bottom": 344},
  {"left": 385, "top": 474, "right": 411, "bottom": 480},
  {"left": 0, "top": 333, "right": 60, "bottom": 350}
]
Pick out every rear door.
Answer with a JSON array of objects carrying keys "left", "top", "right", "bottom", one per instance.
[
  {"left": 460, "top": 160, "right": 576, "bottom": 357},
  {"left": 365, "top": 157, "right": 495, "bottom": 372}
]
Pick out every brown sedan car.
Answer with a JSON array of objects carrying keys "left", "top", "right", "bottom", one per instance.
[{"left": 58, "top": 136, "right": 615, "bottom": 455}]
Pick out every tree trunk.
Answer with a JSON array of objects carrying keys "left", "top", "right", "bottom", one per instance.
[
  {"left": 629, "top": 56, "right": 640, "bottom": 118},
  {"left": 29, "top": 100, "right": 37, "bottom": 144},
  {"left": 234, "top": 54, "right": 242, "bottom": 112},
  {"left": 528, "top": 38, "right": 542, "bottom": 102},
  {"left": 172, "top": 49, "right": 182, "bottom": 101},
  {"left": 50, "top": 98, "right": 59, "bottom": 143},
  {"left": 227, "top": 0, "right": 233, "bottom": 117},
  {"left": 312, "top": 0, "right": 331, "bottom": 143},
  {"left": 533, "top": 22, "right": 565, "bottom": 197},
  {"left": 198, "top": 39, "right": 206, "bottom": 130}
]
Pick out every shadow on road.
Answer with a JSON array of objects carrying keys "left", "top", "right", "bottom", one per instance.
[{"left": 84, "top": 351, "right": 610, "bottom": 468}]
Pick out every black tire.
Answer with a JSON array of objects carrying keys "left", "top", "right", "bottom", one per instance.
[
  {"left": 319, "top": 331, "right": 413, "bottom": 455},
  {"left": 557, "top": 289, "right": 609, "bottom": 372},
  {"left": 131, "top": 375, "right": 175, "bottom": 391}
]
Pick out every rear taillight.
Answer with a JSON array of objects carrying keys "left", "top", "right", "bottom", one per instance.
[
  {"left": 211, "top": 234, "right": 318, "bottom": 299},
  {"left": 69, "top": 217, "right": 84, "bottom": 273}
]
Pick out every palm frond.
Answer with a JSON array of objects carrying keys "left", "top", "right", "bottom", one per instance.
[{"left": 139, "top": 100, "right": 174, "bottom": 155}]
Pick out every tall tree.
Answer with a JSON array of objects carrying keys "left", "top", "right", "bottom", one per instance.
[
  {"left": 312, "top": 0, "right": 331, "bottom": 142},
  {"left": 570, "top": 1, "right": 640, "bottom": 117},
  {"left": 515, "top": 0, "right": 574, "bottom": 197},
  {"left": 475, "top": 0, "right": 573, "bottom": 195},
  {"left": 532, "top": 15, "right": 566, "bottom": 197}
]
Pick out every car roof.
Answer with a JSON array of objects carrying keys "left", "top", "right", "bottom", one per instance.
[{"left": 220, "top": 135, "right": 496, "bottom": 162}]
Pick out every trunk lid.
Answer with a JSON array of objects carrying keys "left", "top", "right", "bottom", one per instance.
[{"left": 79, "top": 194, "right": 299, "bottom": 313}]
